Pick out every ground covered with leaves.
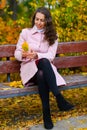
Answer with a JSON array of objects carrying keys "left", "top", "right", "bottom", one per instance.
[{"left": 0, "top": 87, "right": 87, "bottom": 130}]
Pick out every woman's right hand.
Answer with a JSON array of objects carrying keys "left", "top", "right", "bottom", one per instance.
[
  {"left": 22, "top": 50, "right": 28, "bottom": 58},
  {"left": 22, "top": 49, "right": 38, "bottom": 60}
]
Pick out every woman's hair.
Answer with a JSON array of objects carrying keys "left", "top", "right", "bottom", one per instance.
[{"left": 32, "top": 7, "right": 58, "bottom": 46}]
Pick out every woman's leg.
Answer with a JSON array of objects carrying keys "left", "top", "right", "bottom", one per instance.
[
  {"left": 37, "top": 58, "right": 74, "bottom": 111},
  {"left": 36, "top": 70, "right": 53, "bottom": 129}
]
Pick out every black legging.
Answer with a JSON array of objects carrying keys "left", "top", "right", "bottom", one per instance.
[
  {"left": 36, "top": 58, "right": 59, "bottom": 96},
  {"left": 34, "top": 58, "right": 59, "bottom": 110}
]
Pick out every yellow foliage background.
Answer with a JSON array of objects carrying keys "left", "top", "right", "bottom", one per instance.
[{"left": 0, "top": 0, "right": 87, "bottom": 44}]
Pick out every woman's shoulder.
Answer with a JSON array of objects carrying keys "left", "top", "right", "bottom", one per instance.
[
  {"left": 21, "top": 28, "right": 32, "bottom": 33},
  {"left": 20, "top": 28, "right": 33, "bottom": 38}
]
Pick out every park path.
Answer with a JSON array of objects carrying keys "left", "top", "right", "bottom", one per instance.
[{"left": 30, "top": 115, "right": 87, "bottom": 130}]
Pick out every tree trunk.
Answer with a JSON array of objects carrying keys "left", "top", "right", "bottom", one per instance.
[{"left": 8, "top": 0, "right": 18, "bottom": 20}]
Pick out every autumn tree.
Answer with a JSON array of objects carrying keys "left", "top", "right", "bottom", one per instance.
[
  {"left": 0, "top": 0, "right": 6, "bottom": 17},
  {"left": 8, "top": 0, "right": 18, "bottom": 20}
]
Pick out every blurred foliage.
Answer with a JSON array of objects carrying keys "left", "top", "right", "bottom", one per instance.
[
  {"left": 0, "top": 0, "right": 6, "bottom": 9},
  {"left": 0, "top": 0, "right": 87, "bottom": 44},
  {"left": 0, "top": 17, "right": 21, "bottom": 44},
  {"left": 52, "top": 0, "right": 87, "bottom": 42}
]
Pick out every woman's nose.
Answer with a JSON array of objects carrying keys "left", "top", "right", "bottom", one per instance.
[{"left": 38, "top": 20, "right": 41, "bottom": 24}]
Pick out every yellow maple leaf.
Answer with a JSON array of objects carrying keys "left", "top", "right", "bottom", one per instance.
[{"left": 22, "top": 41, "right": 29, "bottom": 51}]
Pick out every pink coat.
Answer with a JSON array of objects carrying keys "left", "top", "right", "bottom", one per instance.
[{"left": 14, "top": 26, "right": 66, "bottom": 86}]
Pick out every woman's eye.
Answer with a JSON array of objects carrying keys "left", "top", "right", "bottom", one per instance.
[
  {"left": 41, "top": 19, "right": 45, "bottom": 22},
  {"left": 35, "top": 17, "right": 39, "bottom": 21},
  {"left": 35, "top": 18, "right": 45, "bottom": 22}
]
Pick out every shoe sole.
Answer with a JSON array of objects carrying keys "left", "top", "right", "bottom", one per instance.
[{"left": 59, "top": 106, "right": 75, "bottom": 111}]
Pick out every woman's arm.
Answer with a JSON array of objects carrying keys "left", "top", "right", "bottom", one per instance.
[
  {"left": 37, "top": 40, "right": 58, "bottom": 62},
  {"left": 14, "top": 29, "right": 26, "bottom": 61}
]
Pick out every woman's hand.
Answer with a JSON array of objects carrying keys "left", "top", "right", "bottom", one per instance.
[{"left": 22, "top": 49, "right": 38, "bottom": 60}]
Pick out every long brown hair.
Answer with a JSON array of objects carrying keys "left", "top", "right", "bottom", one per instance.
[{"left": 32, "top": 7, "right": 58, "bottom": 46}]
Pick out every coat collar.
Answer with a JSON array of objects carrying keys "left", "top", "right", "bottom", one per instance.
[{"left": 31, "top": 25, "right": 45, "bottom": 34}]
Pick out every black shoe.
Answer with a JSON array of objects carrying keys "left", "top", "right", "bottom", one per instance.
[
  {"left": 58, "top": 102, "right": 75, "bottom": 111},
  {"left": 56, "top": 93, "right": 75, "bottom": 111},
  {"left": 44, "top": 119, "right": 53, "bottom": 129},
  {"left": 43, "top": 110, "right": 54, "bottom": 129}
]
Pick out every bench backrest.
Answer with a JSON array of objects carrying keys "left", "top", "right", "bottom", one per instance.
[{"left": 0, "top": 41, "right": 87, "bottom": 75}]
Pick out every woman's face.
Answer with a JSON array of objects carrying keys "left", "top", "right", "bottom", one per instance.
[{"left": 34, "top": 12, "right": 45, "bottom": 30}]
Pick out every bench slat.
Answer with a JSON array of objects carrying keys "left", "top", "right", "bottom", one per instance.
[
  {"left": 0, "top": 55, "right": 87, "bottom": 74},
  {"left": 53, "top": 55, "right": 87, "bottom": 68},
  {"left": 0, "top": 41, "right": 87, "bottom": 57},
  {"left": 0, "top": 60, "right": 20, "bottom": 74},
  {"left": 0, "top": 74, "right": 87, "bottom": 98},
  {"left": 0, "top": 85, "right": 38, "bottom": 98},
  {"left": 57, "top": 41, "right": 87, "bottom": 54},
  {"left": 0, "top": 45, "right": 15, "bottom": 58}
]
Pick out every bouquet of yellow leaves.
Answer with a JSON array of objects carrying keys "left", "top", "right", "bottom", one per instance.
[{"left": 22, "top": 41, "right": 29, "bottom": 51}]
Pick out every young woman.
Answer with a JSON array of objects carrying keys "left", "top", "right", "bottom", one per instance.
[{"left": 14, "top": 7, "right": 74, "bottom": 130}]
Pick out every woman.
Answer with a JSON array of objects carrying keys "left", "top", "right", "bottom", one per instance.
[{"left": 14, "top": 7, "right": 74, "bottom": 130}]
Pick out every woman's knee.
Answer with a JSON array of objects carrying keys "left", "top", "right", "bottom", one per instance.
[
  {"left": 38, "top": 58, "right": 50, "bottom": 66},
  {"left": 37, "top": 70, "right": 44, "bottom": 80}
]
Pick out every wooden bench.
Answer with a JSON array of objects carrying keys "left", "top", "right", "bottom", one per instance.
[{"left": 0, "top": 41, "right": 87, "bottom": 99}]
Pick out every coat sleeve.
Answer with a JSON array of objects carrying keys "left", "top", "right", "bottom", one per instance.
[
  {"left": 14, "top": 29, "right": 27, "bottom": 61},
  {"left": 37, "top": 40, "right": 58, "bottom": 62}
]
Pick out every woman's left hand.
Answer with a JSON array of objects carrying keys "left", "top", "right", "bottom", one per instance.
[{"left": 26, "top": 50, "right": 38, "bottom": 60}]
